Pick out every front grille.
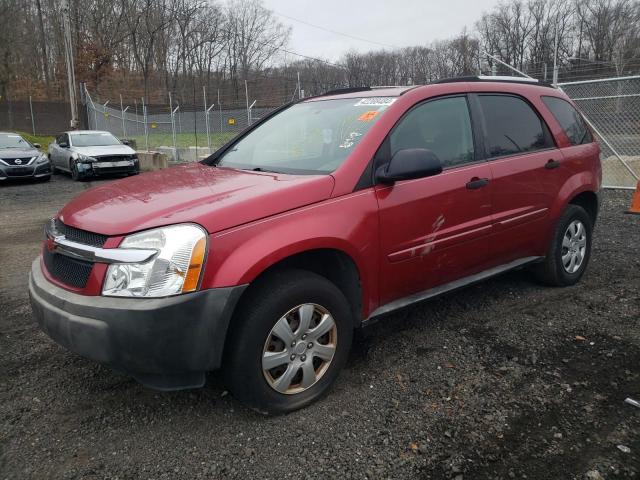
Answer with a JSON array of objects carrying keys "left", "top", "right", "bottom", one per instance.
[
  {"left": 6, "top": 166, "right": 35, "bottom": 177},
  {"left": 95, "top": 155, "right": 132, "bottom": 163},
  {"left": 55, "top": 219, "right": 108, "bottom": 247},
  {"left": 43, "top": 248, "right": 93, "bottom": 288},
  {"left": 2, "top": 157, "right": 33, "bottom": 166}
]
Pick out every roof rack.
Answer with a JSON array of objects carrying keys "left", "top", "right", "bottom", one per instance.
[{"left": 431, "top": 75, "right": 555, "bottom": 88}]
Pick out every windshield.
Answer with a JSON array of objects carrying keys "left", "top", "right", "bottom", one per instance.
[
  {"left": 0, "top": 134, "right": 32, "bottom": 149},
  {"left": 71, "top": 132, "right": 121, "bottom": 147},
  {"left": 216, "top": 97, "right": 396, "bottom": 174}
]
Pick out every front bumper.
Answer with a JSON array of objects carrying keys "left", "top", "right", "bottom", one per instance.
[
  {"left": 0, "top": 162, "right": 51, "bottom": 180},
  {"left": 77, "top": 159, "right": 139, "bottom": 177},
  {"left": 29, "top": 258, "right": 247, "bottom": 390}
]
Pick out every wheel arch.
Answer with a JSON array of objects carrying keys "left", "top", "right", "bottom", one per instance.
[
  {"left": 232, "top": 247, "right": 364, "bottom": 329},
  {"left": 568, "top": 190, "right": 599, "bottom": 226}
]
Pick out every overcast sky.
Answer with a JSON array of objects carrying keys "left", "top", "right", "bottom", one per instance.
[{"left": 263, "top": 0, "right": 501, "bottom": 62}]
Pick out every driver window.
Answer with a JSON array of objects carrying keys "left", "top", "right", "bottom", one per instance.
[{"left": 389, "top": 96, "right": 475, "bottom": 168}]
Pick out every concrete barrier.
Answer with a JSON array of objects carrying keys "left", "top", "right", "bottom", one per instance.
[{"left": 137, "top": 151, "right": 169, "bottom": 171}]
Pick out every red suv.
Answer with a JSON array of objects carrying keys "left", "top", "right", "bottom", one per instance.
[{"left": 30, "top": 77, "right": 601, "bottom": 413}]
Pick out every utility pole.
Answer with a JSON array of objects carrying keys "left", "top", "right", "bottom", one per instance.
[{"left": 61, "top": 0, "right": 79, "bottom": 129}]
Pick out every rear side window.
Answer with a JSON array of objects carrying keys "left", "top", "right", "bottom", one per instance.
[
  {"left": 389, "top": 96, "right": 475, "bottom": 168},
  {"left": 478, "top": 95, "right": 552, "bottom": 158},
  {"left": 542, "top": 96, "right": 592, "bottom": 145}
]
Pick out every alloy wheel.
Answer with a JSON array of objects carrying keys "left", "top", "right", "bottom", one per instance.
[
  {"left": 262, "top": 303, "right": 338, "bottom": 395},
  {"left": 561, "top": 219, "right": 587, "bottom": 274}
]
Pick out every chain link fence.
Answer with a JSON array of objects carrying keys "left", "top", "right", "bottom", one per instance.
[
  {"left": 84, "top": 76, "right": 640, "bottom": 188},
  {"left": 559, "top": 76, "right": 640, "bottom": 189},
  {"left": 85, "top": 80, "right": 300, "bottom": 162}
]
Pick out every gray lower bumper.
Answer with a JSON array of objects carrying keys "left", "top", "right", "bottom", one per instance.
[{"left": 29, "top": 259, "right": 247, "bottom": 390}]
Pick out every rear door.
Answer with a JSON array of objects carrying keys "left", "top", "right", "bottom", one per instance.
[
  {"left": 375, "top": 95, "right": 493, "bottom": 306},
  {"left": 472, "top": 93, "right": 563, "bottom": 264}
]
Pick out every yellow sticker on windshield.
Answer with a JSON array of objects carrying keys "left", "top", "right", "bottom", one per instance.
[{"left": 358, "top": 111, "right": 379, "bottom": 122}]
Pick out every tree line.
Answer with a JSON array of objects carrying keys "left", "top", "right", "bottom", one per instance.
[{"left": 1, "top": 0, "right": 639, "bottom": 106}]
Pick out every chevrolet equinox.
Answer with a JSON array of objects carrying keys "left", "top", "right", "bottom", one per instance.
[{"left": 29, "top": 77, "right": 601, "bottom": 413}]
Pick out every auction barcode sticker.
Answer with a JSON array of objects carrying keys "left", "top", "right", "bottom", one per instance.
[{"left": 354, "top": 97, "right": 396, "bottom": 107}]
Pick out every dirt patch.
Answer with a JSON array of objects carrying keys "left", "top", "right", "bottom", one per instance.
[{"left": 0, "top": 175, "right": 639, "bottom": 479}]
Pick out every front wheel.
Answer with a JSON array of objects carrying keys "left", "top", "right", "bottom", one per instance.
[
  {"left": 223, "top": 269, "right": 353, "bottom": 414},
  {"left": 532, "top": 205, "right": 593, "bottom": 286},
  {"left": 70, "top": 160, "right": 88, "bottom": 181}
]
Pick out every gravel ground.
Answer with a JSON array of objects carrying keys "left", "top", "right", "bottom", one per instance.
[{"left": 1, "top": 174, "right": 639, "bottom": 480}]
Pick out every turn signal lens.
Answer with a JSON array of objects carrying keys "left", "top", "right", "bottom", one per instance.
[{"left": 182, "top": 236, "right": 206, "bottom": 293}]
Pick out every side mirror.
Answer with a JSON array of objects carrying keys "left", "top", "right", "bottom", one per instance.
[
  {"left": 33, "top": 143, "right": 41, "bottom": 149},
  {"left": 122, "top": 139, "right": 130, "bottom": 146},
  {"left": 59, "top": 142, "right": 69, "bottom": 148},
  {"left": 376, "top": 148, "right": 443, "bottom": 184}
]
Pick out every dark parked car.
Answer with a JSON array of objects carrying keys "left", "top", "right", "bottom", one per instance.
[
  {"left": 0, "top": 132, "right": 51, "bottom": 182},
  {"left": 30, "top": 77, "right": 601, "bottom": 413}
]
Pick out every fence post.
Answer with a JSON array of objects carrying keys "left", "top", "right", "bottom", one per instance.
[
  {"left": 204, "top": 86, "right": 215, "bottom": 153},
  {"left": 245, "top": 80, "right": 250, "bottom": 125},
  {"left": 171, "top": 105, "right": 179, "bottom": 161},
  {"left": 248, "top": 100, "right": 256, "bottom": 126},
  {"left": 29, "top": 96, "right": 36, "bottom": 135},
  {"left": 102, "top": 101, "right": 109, "bottom": 131},
  {"left": 120, "top": 94, "right": 129, "bottom": 138},
  {"left": 134, "top": 99, "right": 139, "bottom": 136},
  {"left": 142, "top": 97, "right": 149, "bottom": 152},
  {"left": 218, "top": 89, "right": 222, "bottom": 134}
]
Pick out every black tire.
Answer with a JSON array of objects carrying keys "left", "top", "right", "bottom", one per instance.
[
  {"left": 532, "top": 204, "right": 593, "bottom": 286},
  {"left": 223, "top": 269, "right": 354, "bottom": 414},
  {"left": 70, "top": 160, "right": 88, "bottom": 181}
]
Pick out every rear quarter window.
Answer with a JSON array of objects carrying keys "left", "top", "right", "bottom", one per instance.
[{"left": 541, "top": 96, "right": 593, "bottom": 145}]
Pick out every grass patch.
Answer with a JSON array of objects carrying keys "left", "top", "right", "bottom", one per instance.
[
  {"left": 129, "top": 132, "right": 237, "bottom": 150},
  {"left": 17, "top": 132, "right": 55, "bottom": 152}
]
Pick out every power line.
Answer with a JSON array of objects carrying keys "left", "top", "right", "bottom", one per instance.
[{"left": 273, "top": 10, "right": 400, "bottom": 50}]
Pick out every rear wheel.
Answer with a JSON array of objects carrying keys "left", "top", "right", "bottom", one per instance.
[
  {"left": 223, "top": 269, "right": 353, "bottom": 414},
  {"left": 533, "top": 205, "right": 593, "bottom": 286}
]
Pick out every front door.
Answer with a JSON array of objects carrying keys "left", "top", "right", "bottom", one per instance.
[{"left": 375, "top": 95, "right": 493, "bottom": 307}]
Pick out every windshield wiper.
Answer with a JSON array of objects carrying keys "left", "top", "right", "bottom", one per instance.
[{"left": 250, "top": 167, "right": 281, "bottom": 173}]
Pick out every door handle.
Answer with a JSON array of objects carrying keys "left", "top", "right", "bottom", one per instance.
[
  {"left": 466, "top": 177, "right": 490, "bottom": 190},
  {"left": 545, "top": 159, "right": 561, "bottom": 170}
]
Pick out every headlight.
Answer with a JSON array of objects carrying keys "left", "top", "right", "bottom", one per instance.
[
  {"left": 75, "top": 153, "right": 97, "bottom": 163},
  {"left": 102, "top": 224, "right": 207, "bottom": 298},
  {"left": 35, "top": 154, "right": 49, "bottom": 164}
]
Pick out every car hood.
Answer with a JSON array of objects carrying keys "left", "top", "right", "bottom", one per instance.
[
  {"left": 0, "top": 148, "right": 40, "bottom": 159},
  {"left": 57, "top": 163, "right": 335, "bottom": 236},
  {"left": 71, "top": 145, "right": 135, "bottom": 157}
]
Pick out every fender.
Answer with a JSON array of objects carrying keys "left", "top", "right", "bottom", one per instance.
[
  {"left": 544, "top": 169, "right": 599, "bottom": 245},
  {"left": 201, "top": 189, "right": 381, "bottom": 318}
]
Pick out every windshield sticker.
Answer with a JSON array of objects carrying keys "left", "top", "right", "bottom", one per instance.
[
  {"left": 339, "top": 131, "right": 362, "bottom": 149},
  {"left": 354, "top": 97, "right": 396, "bottom": 107},
  {"left": 358, "top": 111, "right": 379, "bottom": 122}
]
